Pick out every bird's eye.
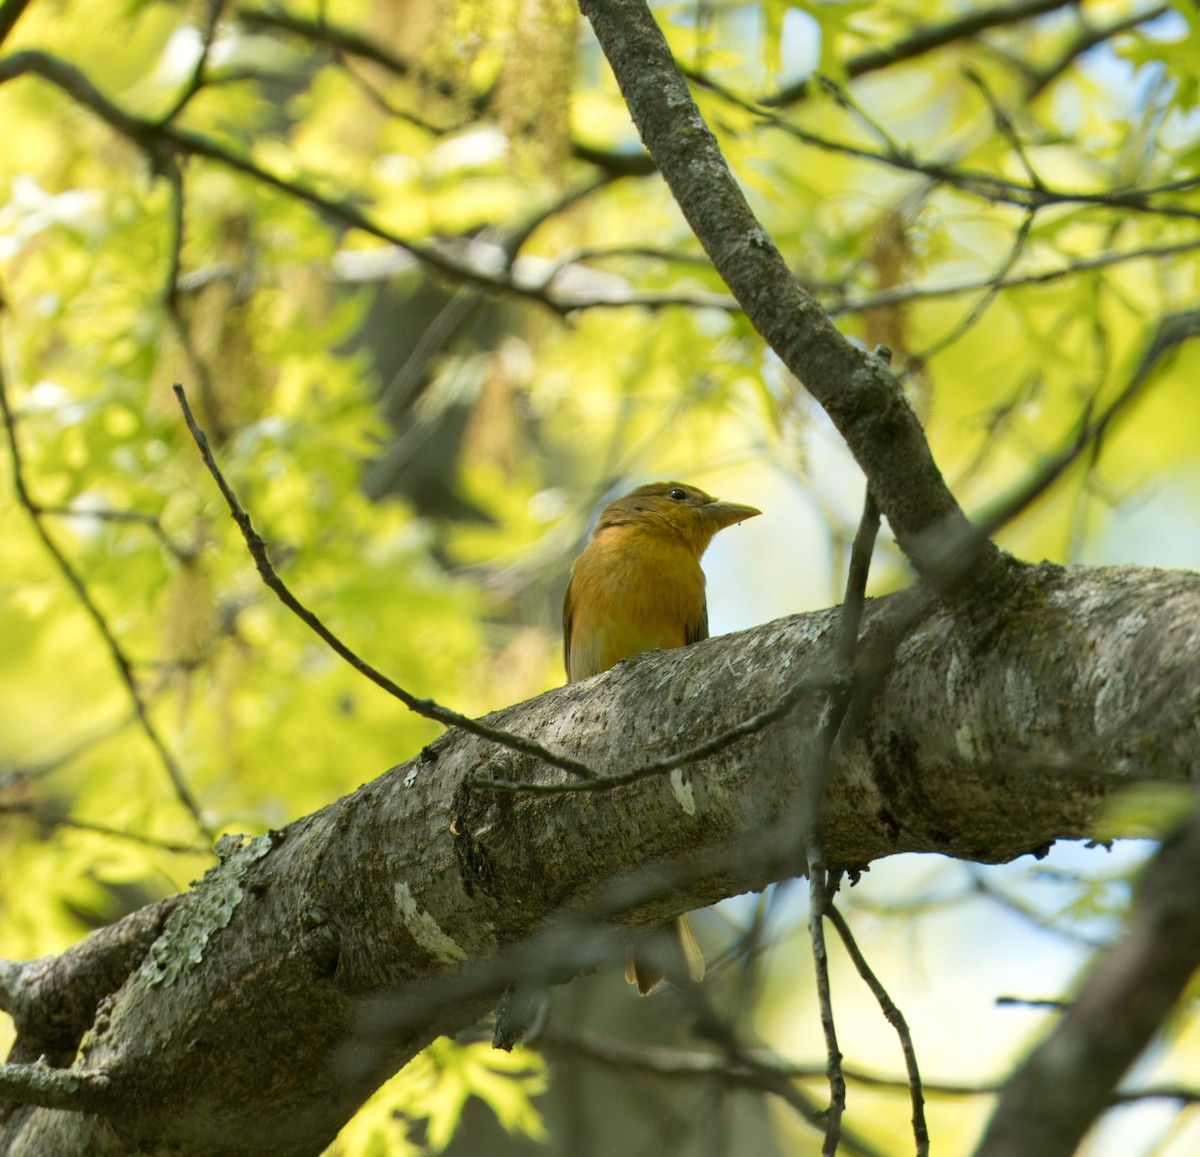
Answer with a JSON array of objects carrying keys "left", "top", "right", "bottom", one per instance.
[{"left": 667, "top": 487, "right": 687, "bottom": 501}]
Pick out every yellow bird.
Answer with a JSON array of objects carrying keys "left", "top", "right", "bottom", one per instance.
[{"left": 563, "top": 481, "right": 762, "bottom": 992}]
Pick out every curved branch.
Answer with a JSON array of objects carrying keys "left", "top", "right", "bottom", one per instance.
[
  {"left": 579, "top": 0, "right": 981, "bottom": 574},
  {"left": 173, "top": 386, "right": 601, "bottom": 780},
  {"left": 765, "top": 0, "right": 1077, "bottom": 107},
  {"left": 0, "top": 51, "right": 583, "bottom": 314},
  {"left": 0, "top": 354, "right": 211, "bottom": 838}
]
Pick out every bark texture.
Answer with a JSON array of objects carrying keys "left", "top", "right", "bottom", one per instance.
[{"left": 2, "top": 560, "right": 1198, "bottom": 1154}]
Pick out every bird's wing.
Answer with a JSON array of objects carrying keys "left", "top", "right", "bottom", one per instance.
[
  {"left": 685, "top": 596, "right": 709, "bottom": 646},
  {"left": 562, "top": 575, "right": 577, "bottom": 681}
]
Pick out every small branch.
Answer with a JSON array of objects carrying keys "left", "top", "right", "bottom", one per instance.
[
  {"left": 966, "top": 69, "right": 1046, "bottom": 192},
  {"left": 803, "top": 484, "right": 880, "bottom": 1152},
  {"left": 0, "top": 51, "right": 579, "bottom": 315},
  {"left": 0, "top": 0, "right": 32, "bottom": 48},
  {"left": 469, "top": 668, "right": 845, "bottom": 793},
  {"left": 0, "top": 353, "right": 211, "bottom": 839},
  {"left": 544, "top": 1033, "right": 1200, "bottom": 1107},
  {"left": 0, "top": 802, "right": 209, "bottom": 855},
  {"left": 235, "top": 5, "right": 470, "bottom": 106},
  {"left": 838, "top": 488, "right": 880, "bottom": 669},
  {"left": 971, "top": 309, "right": 1200, "bottom": 541},
  {"left": 579, "top": 0, "right": 981, "bottom": 576},
  {"left": 970, "top": 869, "right": 1107, "bottom": 949},
  {"left": 914, "top": 210, "right": 1036, "bottom": 363},
  {"left": 172, "top": 385, "right": 600, "bottom": 780},
  {"left": 33, "top": 503, "right": 189, "bottom": 561},
  {"left": 0, "top": 1062, "right": 113, "bottom": 1113},
  {"left": 691, "top": 68, "right": 1200, "bottom": 223},
  {"left": 995, "top": 996, "right": 1071, "bottom": 1011},
  {"left": 806, "top": 870, "right": 843, "bottom": 1155},
  {"left": 542, "top": 1033, "right": 888, "bottom": 1157},
  {"left": 828, "top": 904, "right": 928, "bottom": 1156},
  {"left": 0, "top": 714, "right": 136, "bottom": 786},
  {"left": 830, "top": 238, "right": 1200, "bottom": 319},
  {"left": 1023, "top": 5, "right": 1168, "bottom": 100},
  {"left": 695, "top": 1015, "right": 887, "bottom": 1157},
  {"left": 155, "top": 0, "right": 226, "bottom": 125},
  {"left": 764, "top": 0, "right": 1075, "bottom": 107}
]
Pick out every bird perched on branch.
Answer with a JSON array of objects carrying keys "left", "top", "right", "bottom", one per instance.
[{"left": 563, "top": 481, "right": 762, "bottom": 993}]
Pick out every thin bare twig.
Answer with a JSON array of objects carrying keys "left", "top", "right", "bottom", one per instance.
[
  {"left": 0, "top": 803, "right": 209, "bottom": 856},
  {"left": 914, "top": 210, "right": 1036, "bottom": 363},
  {"left": 235, "top": 5, "right": 469, "bottom": 105},
  {"left": 689, "top": 68, "right": 1200, "bottom": 223},
  {"left": 0, "top": 358, "right": 211, "bottom": 838},
  {"left": 764, "top": 0, "right": 1075, "bottom": 107},
  {"left": 1023, "top": 5, "right": 1168, "bottom": 100},
  {"left": 155, "top": 0, "right": 227, "bottom": 125},
  {"left": 966, "top": 69, "right": 1047, "bottom": 192},
  {"left": 828, "top": 904, "right": 928, "bottom": 1156},
  {"left": 804, "top": 484, "right": 881, "bottom": 1153},
  {"left": 543, "top": 1032, "right": 1200, "bottom": 1106},
  {"left": 832, "top": 238, "right": 1200, "bottom": 320},
  {"left": 0, "top": 51, "right": 579, "bottom": 315},
  {"left": 0, "top": 714, "right": 136, "bottom": 786},
  {"left": 469, "top": 668, "right": 845, "bottom": 794},
  {"left": 34, "top": 503, "right": 189, "bottom": 561},
  {"left": 995, "top": 995, "right": 1071, "bottom": 1010},
  {"left": 0, "top": 0, "right": 32, "bottom": 48},
  {"left": 970, "top": 309, "right": 1200, "bottom": 542},
  {"left": 172, "top": 384, "right": 600, "bottom": 780}
]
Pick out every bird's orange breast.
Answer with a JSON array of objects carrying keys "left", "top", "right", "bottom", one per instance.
[{"left": 564, "top": 525, "right": 707, "bottom": 682}]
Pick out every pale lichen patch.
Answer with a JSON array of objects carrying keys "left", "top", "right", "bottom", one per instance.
[
  {"left": 394, "top": 881, "right": 467, "bottom": 963},
  {"left": 143, "top": 833, "right": 274, "bottom": 987},
  {"left": 670, "top": 767, "right": 697, "bottom": 816},
  {"left": 946, "top": 649, "right": 965, "bottom": 707},
  {"left": 1094, "top": 661, "right": 1129, "bottom": 736},
  {"left": 955, "top": 724, "right": 976, "bottom": 763},
  {"left": 1004, "top": 666, "right": 1038, "bottom": 731}
]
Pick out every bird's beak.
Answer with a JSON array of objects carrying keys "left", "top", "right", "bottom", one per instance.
[{"left": 702, "top": 499, "right": 762, "bottom": 530}]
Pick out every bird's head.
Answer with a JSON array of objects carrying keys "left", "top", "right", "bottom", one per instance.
[{"left": 593, "top": 481, "right": 761, "bottom": 557}]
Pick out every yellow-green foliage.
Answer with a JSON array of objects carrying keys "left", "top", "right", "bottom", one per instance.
[{"left": 2, "top": 0, "right": 1198, "bottom": 1152}]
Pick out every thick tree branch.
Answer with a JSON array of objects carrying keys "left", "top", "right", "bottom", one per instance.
[{"left": 3, "top": 561, "right": 1199, "bottom": 1153}]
